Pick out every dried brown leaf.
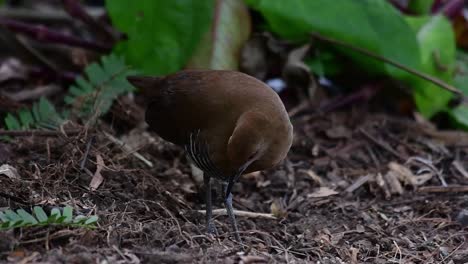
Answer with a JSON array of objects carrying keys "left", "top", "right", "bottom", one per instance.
[{"left": 89, "top": 154, "right": 104, "bottom": 191}]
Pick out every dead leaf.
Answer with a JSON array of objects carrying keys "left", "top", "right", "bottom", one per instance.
[
  {"left": 298, "top": 169, "right": 325, "bottom": 186},
  {"left": 453, "top": 160, "right": 468, "bottom": 179},
  {"left": 270, "top": 199, "right": 287, "bottom": 218},
  {"left": 388, "top": 162, "right": 433, "bottom": 187},
  {"left": 383, "top": 171, "right": 403, "bottom": 195},
  {"left": 307, "top": 187, "right": 338, "bottom": 198},
  {"left": 282, "top": 44, "right": 318, "bottom": 102},
  {"left": 0, "top": 164, "right": 19, "bottom": 179},
  {"left": 325, "top": 125, "right": 352, "bottom": 139},
  {"left": 0, "top": 58, "right": 25, "bottom": 82},
  {"left": 89, "top": 154, "right": 104, "bottom": 191}
]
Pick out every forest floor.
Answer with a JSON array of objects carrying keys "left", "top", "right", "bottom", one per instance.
[{"left": 1, "top": 109, "right": 468, "bottom": 264}]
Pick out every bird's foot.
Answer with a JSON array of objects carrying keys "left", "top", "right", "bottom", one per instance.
[{"left": 206, "top": 221, "right": 217, "bottom": 235}]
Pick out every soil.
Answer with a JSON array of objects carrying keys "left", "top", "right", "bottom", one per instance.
[{"left": 1, "top": 109, "right": 468, "bottom": 263}]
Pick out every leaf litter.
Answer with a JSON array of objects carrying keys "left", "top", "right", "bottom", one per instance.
[{"left": 0, "top": 109, "right": 467, "bottom": 263}]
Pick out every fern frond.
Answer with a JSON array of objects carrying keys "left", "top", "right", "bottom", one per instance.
[
  {"left": 0, "top": 205, "right": 98, "bottom": 230},
  {"left": 64, "top": 54, "right": 137, "bottom": 118},
  {"left": 4, "top": 97, "right": 65, "bottom": 131}
]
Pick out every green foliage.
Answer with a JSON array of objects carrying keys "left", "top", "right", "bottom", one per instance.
[
  {"left": 187, "top": 0, "right": 251, "bottom": 70},
  {"left": 3, "top": 54, "right": 135, "bottom": 130},
  {"left": 0, "top": 206, "right": 98, "bottom": 230},
  {"left": 408, "top": 0, "right": 434, "bottom": 15},
  {"left": 64, "top": 54, "right": 136, "bottom": 119},
  {"left": 406, "top": 15, "right": 455, "bottom": 117},
  {"left": 4, "top": 98, "right": 64, "bottom": 130},
  {"left": 105, "top": 0, "right": 215, "bottom": 75},
  {"left": 246, "top": 0, "right": 457, "bottom": 118},
  {"left": 449, "top": 51, "right": 468, "bottom": 129}
]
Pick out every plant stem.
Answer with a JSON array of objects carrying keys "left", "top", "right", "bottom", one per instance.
[
  {"left": 61, "top": 0, "right": 117, "bottom": 42},
  {"left": 310, "top": 32, "right": 462, "bottom": 96},
  {"left": 0, "top": 18, "right": 112, "bottom": 52}
]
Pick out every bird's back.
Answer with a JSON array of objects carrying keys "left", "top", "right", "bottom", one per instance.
[{"left": 129, "top": 70, "right": 291, "bottom": 175}]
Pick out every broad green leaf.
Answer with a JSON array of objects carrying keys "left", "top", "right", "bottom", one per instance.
[
  {"left": 406, "top": 15, "right": 455, "bottom": 117},
  {"left": 33, "top": 206, "right": 48, "bottom": 223},
  {"left": 106, "top": 0, "right": 215, "bottom": 75},
  {"left": 448, "top": 51, "right": 468, "bottom": 128},
  {"left": 246, "top": 0, "right": 420, "bottom": 78},
  {"left": 187, "top": 0, "right": 251, "bottom": 70},
  {"left": 409, "top": 0, "right": 434, "bottom": 15},
  {"left": 451, "top": 106, "right": 468, "bottom": 129},
  {"left": 16, "top": 209, "right": 38, "bottom": 225},
  {"left": 248, "top": 0, "right": 457, "bottom": 118},
  {"left": 63, "top": 206, "right": 73, "bottom": 223}
]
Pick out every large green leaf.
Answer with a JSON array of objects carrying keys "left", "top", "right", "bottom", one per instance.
[
  {"left": 449, "top": 51, "right": 468, "bottom": 129},
  {"left": 245, "top": 0, "right": 420, "bottom": 78},
  {"left": 106, "top": 0, "right": 215, "bottom": 75},
  {"left": 246, "top": 0, "right": 457, "bottom": 118},
  {"left": 187, "top": 0, "right": 251, "bottom": 70},
  {"left": 406, "top": 15, "right": 455, "bottom": 117}
]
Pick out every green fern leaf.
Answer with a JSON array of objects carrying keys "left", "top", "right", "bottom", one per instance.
[
  {"left": 66, "top": 54, "right": 137, "bottom": 118},
  {"left": 17, "top": 209, "right": 38, "bottom": 225},
  {"left": 4, "top": 113, "right": 21, "bottom": 130},
  {"left": 3, "top": 97, "right": 64, "bottom": 131},
  {"left": 33, "top": 206, "right": 48, "bottom": 223},
  {"left": 63, "top": 206, "right": 73, "bottom": 223}
]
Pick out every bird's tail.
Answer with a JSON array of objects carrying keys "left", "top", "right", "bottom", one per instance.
[{"left": 127, "top": 75, "right": 165, "bottom": 97}]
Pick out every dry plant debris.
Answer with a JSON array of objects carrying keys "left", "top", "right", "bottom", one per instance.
[{"left": 0, "top": 110, "right": 467, "bottom": 263}]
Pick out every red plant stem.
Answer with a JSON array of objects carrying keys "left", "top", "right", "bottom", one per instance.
[
  {"left": 28, "top": 66, "right": 78, "bottom": 83},
  {"left": 0, "top": 18, "right": 112, "bottom": 52},
  {"left": 320, "top": 84, "right": 381, "bottom": 113},
  {"left": 61, "top": 0, "right": 116, "bottom": 42},
  {"left": 438, "top": 0, "right": 465, "bottom": 19}
]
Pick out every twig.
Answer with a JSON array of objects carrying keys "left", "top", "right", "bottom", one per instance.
[
  {"left": 103, "top": 132, "right": 153, "bottom": 168},
  {"left": 359, "top": 128, "right": 404, "bottom": 160},
  {"left": 345, "top": 174, "right": 371, "bottom": 193},
  {"left": 197, "top": 209, "right": 277, "bottom": 220},
  {"left": 418, "top": 185, "right": 468, "bottom": 193},
  {"left": 0, "top": 18, "right": 111, "bottom": 52},
  {"left": 80, "top": 135, "right": 95, "bottom": 170},
  {"left": 311, "top": 33, "right": 463, "bottom": 96},
  {"left": 438, "top": 0, "right": 465, "bottom": 19},
  {"left": 0, "top": 7, "right": 104, "bottom": 23},
  {"left": 61, "top": 0, "right": 117, "bottom": 42},
  {"left": 0, "top": 129, "right": 81, "bottom": 137}
]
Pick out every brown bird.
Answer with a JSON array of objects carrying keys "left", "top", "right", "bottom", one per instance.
[{"left": 127, "top": 70, "right": 293, "bottom": 242}]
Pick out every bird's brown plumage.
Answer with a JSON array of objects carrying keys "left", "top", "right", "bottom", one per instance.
[{"left": 128, "top": 70, "right": 293, "bottom": 178}]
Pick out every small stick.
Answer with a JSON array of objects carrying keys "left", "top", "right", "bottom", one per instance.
[
  {"left": 418, "top": 185, "right": 468, "bottom": 193},
  {"left": 359, "top": 128, "right": 404, "bottom": 160},
  {"left": 0, "top": 18, "right": 111, "bottom": 52},
  {"left": 0, "top": 129, "right": 81, "bottom": 137},
  {"left": 61, "top": 0, "right": 117, "bottom": 42},
  {"left": 197, "top": 209, "right": 277, "bottom": 220},
  {"left": 103, "top": 132, "right": 153, "bottom": 168},
  {"left": 311, "top": 33, "right": 463, "bottom": 96},
  {"left": 80, "top": 135, "right": 95, "bottom": 170}
]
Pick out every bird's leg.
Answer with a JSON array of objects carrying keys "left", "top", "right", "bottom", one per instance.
[
  {"left": 204, "top": 173, "right": 216, "bottom": 234},
  {"left": 223, "top": 182, "right": 242, "bottom": 243}
]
